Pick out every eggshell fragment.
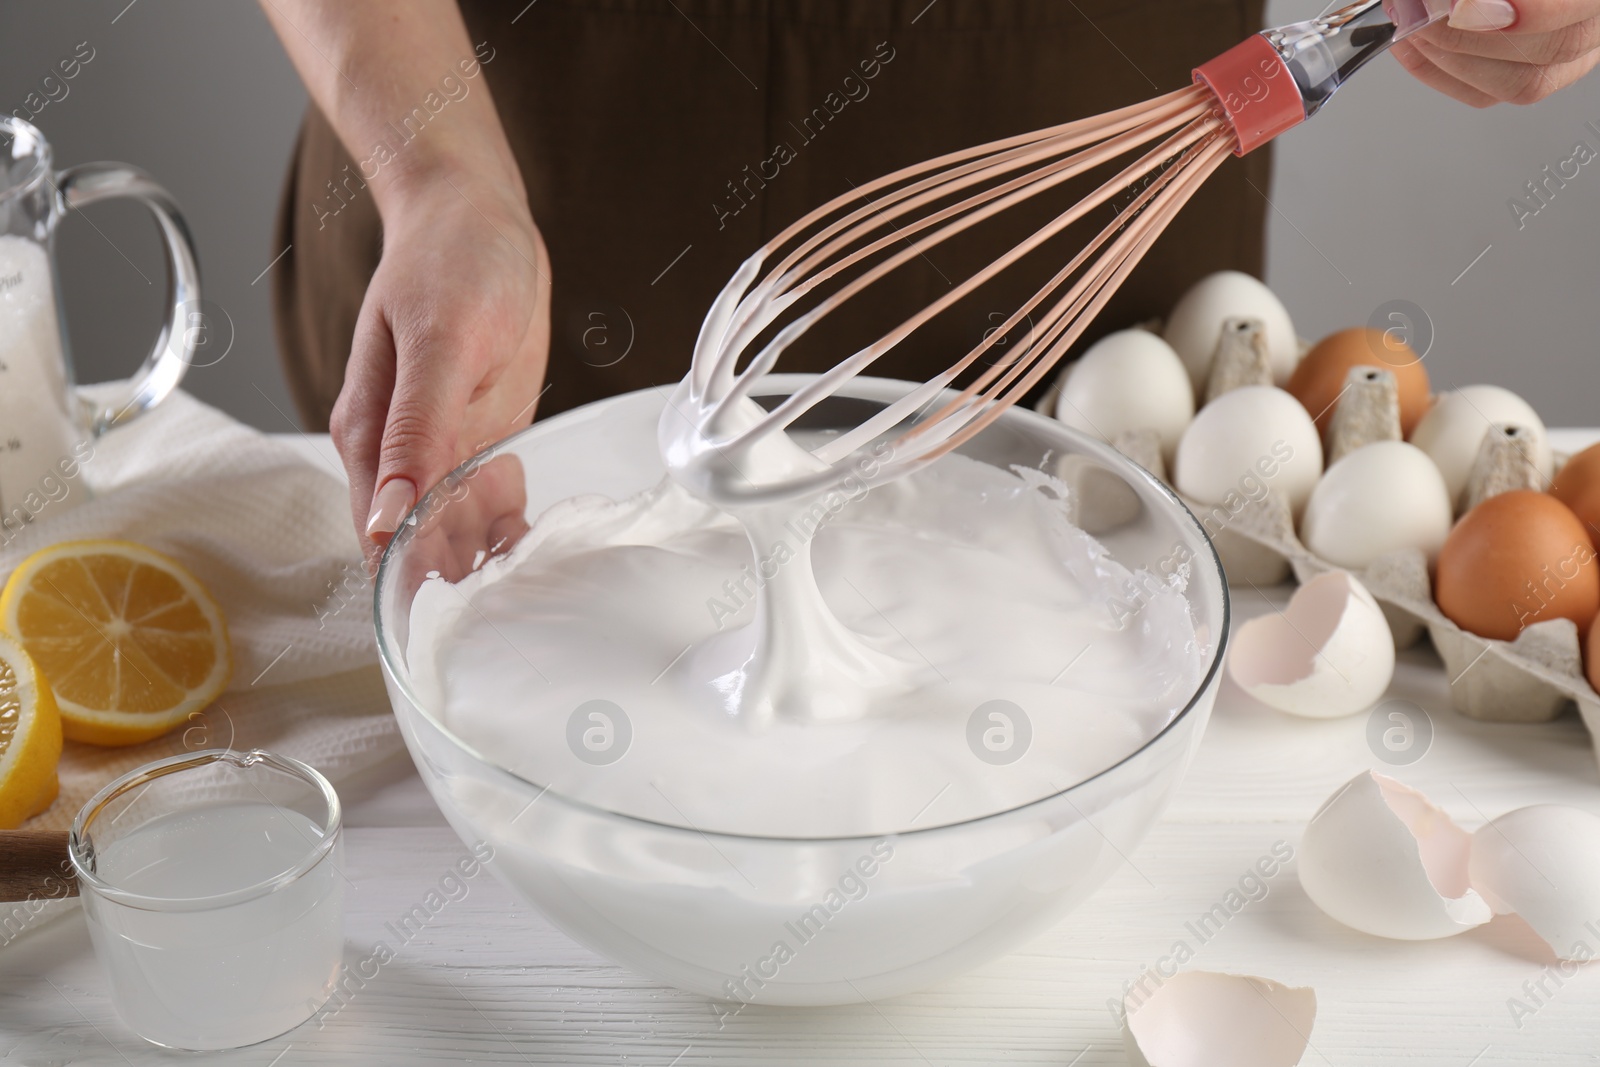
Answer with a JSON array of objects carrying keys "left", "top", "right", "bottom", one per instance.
[
  {"left": 1054, "top": 329, "right": 1195, "bottom": 463},
  {"left": 1299, "top": 441, "right": 1453, "bottom": 568},
  {"left": 1123, "top": 971, "right": 1316, "bottom": 1067},
  {"left": 1409, "top": 385, "right": 1553, "bottom": 506},
  {"left": 1229, "top": 571, "right": 1394, "bottom": 718},
  {"left": 1164, "top": 271, "right": 1299, "bottom": 390},
  {"left": 1173, "top": 385, "right": 1323, "bottom": 519},
  {"left": 1300, "top": 771, "right": 1492, "bottom": 940},
  {"left": 1468, "top": 804, "right": 1600, "bottom": 960}
]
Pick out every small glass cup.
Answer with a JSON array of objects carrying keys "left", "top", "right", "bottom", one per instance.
[{"left": 68, "top": 748, "right": 345, "bottom": 1050}]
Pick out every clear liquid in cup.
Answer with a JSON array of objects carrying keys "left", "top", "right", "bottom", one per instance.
[{"left": 80, "top": 801, "right": 344, "bottom": 1050}]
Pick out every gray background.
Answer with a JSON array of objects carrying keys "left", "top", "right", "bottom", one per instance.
[
  {"left": 2, "top": 0, "right": 1597, "bottom": 432},
  {"left": 0, "top": 1, "right": 305, "bottom": 433}
]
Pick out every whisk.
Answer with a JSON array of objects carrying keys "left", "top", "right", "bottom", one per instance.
[{"left": 662, "top": 0, "right": 1449, "bottom": 504}]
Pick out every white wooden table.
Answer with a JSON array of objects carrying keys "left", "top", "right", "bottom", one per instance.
[{"left": 4, "top": 433, "right": 1599, "bottom": 1065}]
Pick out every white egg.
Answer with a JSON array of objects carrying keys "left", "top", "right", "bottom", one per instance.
[
  {"left": 1174, "top": 386, "right": 1323, "bottom": 518},
  {"left": 1163, "top": 271, "right": 1299, "bottom": 391},
  {"left": 1228, "top": 571, "right": 1394, "bottom": 718},
  {"left": 1468, "top": 804, "right": 1600, "bottom": 960},
  {"left": 1299, "top": 441, "right": 1454, "bottom": 568},
  {"left": 1123, "top": 972, "right": 1316, "bottom": 1067},
  {"left": 1300, "top": 771, "right": 1492, "bottom": 940},
  {"left": 1409, "top": 385, "right": 1553, "bottom": 506},
  {"left": 1054, "top": 330, "right": 1195, "bottom": 463}
]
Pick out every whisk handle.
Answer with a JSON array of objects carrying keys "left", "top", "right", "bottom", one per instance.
[
  {"left": 1196, "top": 0, "right": 1451, "bottom": 156},
  {"left": 1266, "top": 0, "right": 1450, "bottom": 117}
]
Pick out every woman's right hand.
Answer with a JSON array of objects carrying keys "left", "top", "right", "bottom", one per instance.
[
  {"left": 330, "top": 171, "right": 550, "bottom": 571},
  {"left": 257, "top": 0, "right": 544, "bottom": 563},
  {"left": 1395, "top": 0, "right": 1600, "bottom": 105}
]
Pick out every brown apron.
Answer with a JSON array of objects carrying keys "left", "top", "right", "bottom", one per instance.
[{"left": 272, "top": 0, "right": 1270, "bottom": 430}]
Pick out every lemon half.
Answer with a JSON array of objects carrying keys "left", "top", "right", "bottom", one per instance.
[
  {"left": 1, "top": 540, "right": 231, "bottom": 747},
  {"left": 0, "top": 630, "right": 62, "bottom": 827}
]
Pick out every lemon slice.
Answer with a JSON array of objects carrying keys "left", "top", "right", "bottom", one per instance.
[
  {"left": 1, "top": 541, "right": 232, "bottom": 747},
  {"left": 0, "top": 630, "right": 62, "bottom": 827}
]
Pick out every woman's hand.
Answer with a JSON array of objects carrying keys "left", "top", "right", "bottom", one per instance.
[
  {"left": 257, "top": 0, "right": 544, "bottom": 561},
  {"left": 1393, "top": 0, "right": 1600, "bottom": 105},
  {"left": 332, "top": 174, "right": 550, "bottom": 569}
]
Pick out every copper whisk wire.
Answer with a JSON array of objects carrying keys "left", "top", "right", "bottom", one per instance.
[
  {"left": 676, "top": 82, "right": 1234, "bottom": 495},
  {"left": 669, "top": 0, "right": 1452, "bottom": 504}
]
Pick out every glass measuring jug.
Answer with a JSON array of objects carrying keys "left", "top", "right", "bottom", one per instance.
[{"left": 0, "top": 115, "right": 202, "bottom": 535}]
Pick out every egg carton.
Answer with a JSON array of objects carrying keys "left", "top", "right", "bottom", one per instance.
[
  {"left": 1043, "top": 319, "right": 1600, "bottom": 735},
  {"left": 1175, "top": 475, "right": 1600, "bottom": 733}
]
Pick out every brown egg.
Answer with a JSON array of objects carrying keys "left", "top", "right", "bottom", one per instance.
[
  {"left": 1285, "top": 327, "right": 1431, "bottom": 437},
  {"left": 1436, "top": 490, "right": 1599, "bottom": 643},
  {"left": 1551, "top": 442, "right": 1600, "bottom": 542}
]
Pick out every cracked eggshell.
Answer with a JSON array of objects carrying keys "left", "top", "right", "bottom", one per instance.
[
  {"left": 1300, "top": 441, "right": 1453, "bottom": 569},
  {"left": 1228, "top": 571, "right": 1394, "bottom": 718},
  {"left": 1409, "top": 385, "right": 1553, "bottom": 505},
  {"left": 1469, "top": 804, "right": 1600, "bottom": 960},
  {"left": 1164, "top": 271, "right": 1300, "bottom": 390},
  {"left": 1174, "top": 385, "right": 1323, "bottom": 519},
  {"left": 1300, "top": 771, "right": 1493, "bottom": 940},
  {"left": 1054, "top": 329, "right": 1194, "bottom": 463},
  {"left": 1123, "top": 971, "right": 1316, "bottom": 1067}
]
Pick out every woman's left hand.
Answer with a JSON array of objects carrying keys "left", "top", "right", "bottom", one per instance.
[{"left": 1392, "top": 0, "right": 1600, "bottom": 106}]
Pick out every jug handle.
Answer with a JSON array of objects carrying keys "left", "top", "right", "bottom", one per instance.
[{"left": 55, "top": 163, "right": 202, "bottom": 436}]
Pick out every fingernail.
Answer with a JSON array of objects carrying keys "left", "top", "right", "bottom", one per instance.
[
  {"left": 365, "top": 477, "right": 417, "bottom": 540},
  {"left": 1449, "top": 0, "right": 1516, "bottom": 31}
]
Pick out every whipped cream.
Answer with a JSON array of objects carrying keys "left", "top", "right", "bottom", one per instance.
[{"left": 408, "top": 413, "right": 1203, "bottom": 837}]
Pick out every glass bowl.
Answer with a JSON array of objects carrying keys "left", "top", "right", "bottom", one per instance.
[{"left": 374, "top": 374, "right": 1227, "bottom": 1005}]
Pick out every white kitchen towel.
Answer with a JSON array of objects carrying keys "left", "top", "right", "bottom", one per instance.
[{"left": 4, "top": 386, "right": 402, "bottom": 835}]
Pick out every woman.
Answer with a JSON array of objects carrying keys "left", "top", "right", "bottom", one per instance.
[{"left": 261, "top": 0, "right": 1600, "bottom": 563}]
